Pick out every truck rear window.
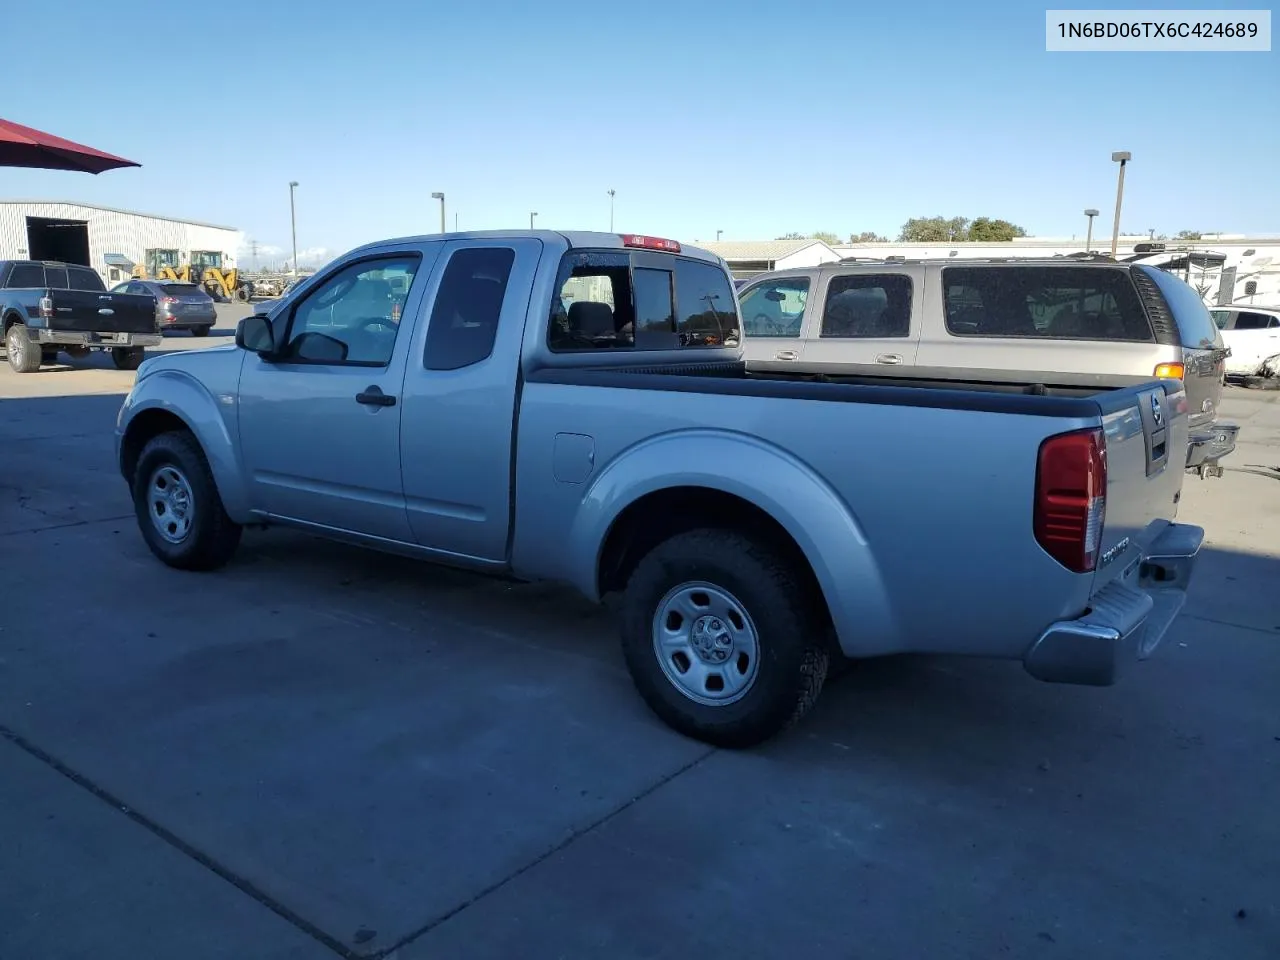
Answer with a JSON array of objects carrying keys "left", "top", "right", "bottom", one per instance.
[
  {"left": 67, "top": 266, "right": 106, "bottom": 291},
  {"left": 548, "top": 251, "right": 738, "bottom": 351},
  {"left": 942, "top": 266, "right": 1152, "bottom": 342}
]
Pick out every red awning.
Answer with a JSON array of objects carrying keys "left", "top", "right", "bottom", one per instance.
[{"left": 0, "top": 118, "right": 140, "bottom": 174}]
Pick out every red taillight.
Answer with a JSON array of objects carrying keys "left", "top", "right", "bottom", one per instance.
[
  {"left": 161, "top": 296, "right": 179, "bottom": 305},
  {"left": 1034, "top": 427, "right": 1107, "bottom": 573},
  {"left": 621, "top": 234, "right": 681, "bottom": 253}
]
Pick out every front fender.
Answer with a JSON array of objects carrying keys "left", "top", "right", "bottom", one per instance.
[
  {"left": 566, "top": 429, "right": 899, "bottom": 658},
  {"left": 118, "top": 369, "right": 251, "bottom": 520}
]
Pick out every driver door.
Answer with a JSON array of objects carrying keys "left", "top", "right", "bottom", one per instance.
[{"left": 236, "top": 246, "right": 441, "bottom": 541}]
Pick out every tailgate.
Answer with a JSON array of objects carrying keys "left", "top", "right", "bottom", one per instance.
[
  {"left": 1092, "top": 380, "right": 1188, "bottom": 591},
  {"left": 50, "top": 290, "right": 156, "bottom": 334}
]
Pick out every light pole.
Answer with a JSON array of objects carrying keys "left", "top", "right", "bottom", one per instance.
[
  {"left": 1083, "top": 208, "right": 1099, "bottom": 253},
  {"left": 431, "top": 191, "right": 445, "bottom": 233},
  {"left": 530, "top": 211, "right": 538, "bottom": 229},
  {"left": 607, "top": 189, "right": 615, "bottom": 231},
  {"left": 1109, "top": 152, "right": 1131, "bottom": 258},
  {"left": 716, "top": 229, "right": 723, "bottom": 241},
  {"left": 288, "top": 181, "right": 299, "bottom": 277}
]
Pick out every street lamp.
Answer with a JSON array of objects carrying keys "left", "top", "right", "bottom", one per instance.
[
  {"left": 288, "top": 181, "right": 299, "bottom": 277},
  {"left": 1109, "top": 152, "right": 1131, "bottom": 258},
  {"left": 716, "top": 229, "right": 723, "bottom": 241},
  {"left": 607, "top": 189, "right": 615, "bottom": 231},
  {"left": 1083, "top": 208, "right": 1099, "bottom": 253},
  {"left": 530, "top": 211, "right": 538, "bottom": 229},
  {"left": 431, "top": 192, "right": 446, "bottom": 234}
]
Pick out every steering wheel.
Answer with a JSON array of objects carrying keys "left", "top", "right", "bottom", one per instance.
[{"left": 355, "top": 316, "right": 397, "bottom": 332}]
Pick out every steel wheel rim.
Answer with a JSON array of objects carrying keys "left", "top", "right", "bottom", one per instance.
[
  {"left": 147, "top": 464, "right": 195, "bottom": 544},
  {"left": 652, "top": 581, "right": 761, "bottom": 706}
]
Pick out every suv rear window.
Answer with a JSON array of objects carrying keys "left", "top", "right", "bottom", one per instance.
[
  {"left": 161, "top": 283, "right": 203, "bottom": 296},
  {"left": 942, "top": 266, "right": 1152, "bottom": 341},
  {"left": 548, "top": 251, "right": 737, "bottom": 351}
]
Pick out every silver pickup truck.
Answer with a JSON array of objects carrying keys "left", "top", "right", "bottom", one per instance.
[{"left": 116, "top": 230, "right": 1203, "bottom": 747}]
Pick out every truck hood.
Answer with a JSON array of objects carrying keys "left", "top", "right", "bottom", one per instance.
[{"left": 136, "top": 343, "right": 244, "bottom": 391}]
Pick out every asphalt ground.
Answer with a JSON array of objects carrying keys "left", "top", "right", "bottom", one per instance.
[{"left": 2, "top": 305, "right": 1278, "bottom": 959}]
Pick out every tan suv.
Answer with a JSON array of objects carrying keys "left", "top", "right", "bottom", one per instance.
[{"left": 739, "top": 257, "right": 1236, "bottom": 477}]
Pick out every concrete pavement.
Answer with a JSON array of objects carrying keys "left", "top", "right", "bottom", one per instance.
[{"left": 2, "top": 323, "right": 1278, "bottom": 959}]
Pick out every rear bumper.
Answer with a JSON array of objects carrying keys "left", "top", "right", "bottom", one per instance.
[
  {"left": 33, "top": 328, "right": 162, "bottom": 349},
  {"left": 1023, "top": 522, "right": 1204, "bottom": 686},
  {"left": 160, "top": 313, "right": 216, "bottom": 329},
  {"left": 1186, "top": 421, "right": 1238, "bottom": 476}
]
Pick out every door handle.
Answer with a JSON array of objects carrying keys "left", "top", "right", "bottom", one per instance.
[
  {"left": 875, "top": 353, "right": 903, "bottom": 364},
  {"left": 775, "top": 350, "right": 799, "bottom": 361},
  {"left": 355, "top": 385, "right": 397, "bottom": 407}
]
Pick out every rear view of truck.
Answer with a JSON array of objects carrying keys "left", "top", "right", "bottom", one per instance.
[
  {"left": 1025, "top": 378, "right": 1202, "bottom": 686},
  {"left": 0, "top": 259, "right": 160, "bottom": 372}
]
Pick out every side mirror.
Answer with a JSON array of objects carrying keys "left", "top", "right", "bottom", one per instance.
[{"left": 236, "top": 314, "right": 276, "bottom": 355}]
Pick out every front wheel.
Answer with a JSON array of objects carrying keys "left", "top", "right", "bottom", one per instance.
[
  {"left": 619, "top": 528, "right": 829, "bottom": 748},
  {"left": 111, "top": 346, "right": 145, "bottom": 370},
  {"left": 132, "top": 431, "right": 242, "bottom": 570}
]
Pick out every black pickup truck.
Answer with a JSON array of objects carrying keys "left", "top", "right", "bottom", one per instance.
[{"left": 0, "top": 259, "right": 161, "bottom": 373}]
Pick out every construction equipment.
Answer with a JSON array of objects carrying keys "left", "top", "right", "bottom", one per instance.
[{"left": 132, "top": 248, "right": 252, "bottom": 301}]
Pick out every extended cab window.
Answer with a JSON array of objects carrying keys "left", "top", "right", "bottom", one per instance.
[
  {"left": 423, "top": 246, "right": 515, "bottom": 370},
  {"left": 943, "top": 266, "right": 1152, "bottom": 341},
  {"left": 548, "top": 252, "right": 735, "bottom": 351},
  {"left": 821, "top": 274, "right": 912, "bottom": 338},
  {"left": 281, "top": 256, "right": 419, "bottom": 365},
  {"left": 739, "top": 276, "right": 809, "bottom": 338},
  {"left": 6, "top": 263, "right": 45, "bottom": 287}
]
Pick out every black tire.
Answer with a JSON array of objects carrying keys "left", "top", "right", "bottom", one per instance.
[
  {"left": 132, "top": 430, "right": 242, "bottom": 571},
  {"left": 619, "top": 528, "right": 829, "bottom": 748},
  {"left": 5, "top": 323, "right": 43, "bottom": 373},
  {"left": 191, "top": 326, "right": 212, "bottom": 338},
  {"left": 111, "top": 346, "right": 145, "bottom": 370}
]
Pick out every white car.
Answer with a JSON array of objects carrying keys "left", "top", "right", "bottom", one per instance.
[{"left": 1211, "top": 305, "right": 1280, "bottom": 378}]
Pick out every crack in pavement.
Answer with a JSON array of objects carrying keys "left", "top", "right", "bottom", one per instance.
[
  {"left": 0, "top": 721, "right": 716, "bottom": 960},
  {"left": 0, "top": 513, "right": 134, "bottom": 538}
]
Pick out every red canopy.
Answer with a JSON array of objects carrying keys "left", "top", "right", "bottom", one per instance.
[{"left": 0, "top": 118, "right": 140, "bottom": 174}]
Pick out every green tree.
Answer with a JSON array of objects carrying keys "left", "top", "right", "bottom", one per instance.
[
  {"left": 809, "top": 231, "right": 841, "bottom": 245},
  {"left": 966, "top": 217, "right": 1028, "bottom": 242},
  {"left": 898, "top": 216, "right": 971, "bottom": 242},
  {"left": 1176, "top": 229, "right": 1203, "bottom": 241},
  {"left": 775, "top": 232, "right": 807, "bottom": 240},
  {"left": 849, "top": 231, "right": 889, "bottom": 242}
]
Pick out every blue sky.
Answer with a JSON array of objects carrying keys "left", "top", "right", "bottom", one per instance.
[{"left": 4, "top": 0, "right": 1276, "bottom": 263}]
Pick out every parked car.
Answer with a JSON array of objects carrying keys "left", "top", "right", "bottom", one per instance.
[
  {"left": 1211, "top": 304, "right": 1280, "bottom": 384},
  {"left": 112, "top": 279, "right": 217, "bottom": 337},
  {"left": 738, "top": 258, "right": 1237, "bottom": 478},
  {"left": 116, "top": 230, "right": 1202, "bottom": 747},
  {"left": 1, "top": 260, "right": 160, "bottom": 372}
]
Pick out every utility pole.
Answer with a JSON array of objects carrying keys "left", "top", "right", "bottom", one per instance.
[
  {"left": 288, "top": 181, "right": 299, "bottom": 277},
  {"left": 1109, "top": 151, "right": 1131, "bottom": 258},
  {"left": 608, "top": 189, "right": 615, "bottom": 231}
]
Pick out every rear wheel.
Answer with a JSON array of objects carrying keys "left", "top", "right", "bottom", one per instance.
[
  {"left": 132, "top": 431, "right": 242, "bottom": 570},
  {"left": 619, "top": 528, "right": 829, "bottom": 748},
  {"left": 111, "top": 346, "right": 145, "bottom": 370},
  {"left": 5, "top": 323, "right": 43, "bottom": 373}
]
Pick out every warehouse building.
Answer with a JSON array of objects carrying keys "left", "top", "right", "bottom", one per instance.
[
  {"left": 0, "top": 200, "right": 242, "bottom": 286},
  {"left": 697, "top": 239, "right": 842, "bottom": 279}
]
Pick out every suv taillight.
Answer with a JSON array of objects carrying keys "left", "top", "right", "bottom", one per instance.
[
  {"left": 38, "top": 295, "right": 54, "bottom": 319},
  {"left": 1034, "top": 427, "right": 1107, "bottom": 573}
]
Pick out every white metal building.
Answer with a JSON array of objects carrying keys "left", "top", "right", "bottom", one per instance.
[
  {"left": 697, "top": 239, "right": 842, "bottom": 279},
  {"left": 0, "top": 200, "right": 243, "bottom": 286}
]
